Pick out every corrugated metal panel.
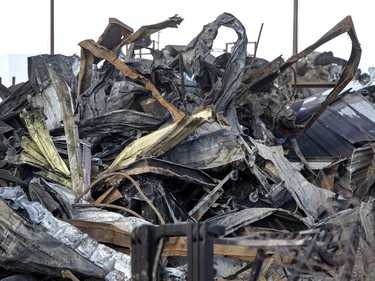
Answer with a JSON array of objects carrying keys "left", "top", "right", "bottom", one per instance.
[
  {"left": 288, "top": 90, "right": 375, "bottom": 161},
  {"left": 329, "top": 94, "right": 375, "bottom": 141},
  {"left": 349, "top": 144, "right": 374, "bottom": 188},
  {"left": 293, "top": 119, "right": 354, "bottom": 159}
]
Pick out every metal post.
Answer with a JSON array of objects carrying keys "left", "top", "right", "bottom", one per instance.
[
  {"left": 293, "top": 0, "right": 298, "bottom": 55},
  {"left": 50, "top": 0, "right": 54, "bottom": 55},
  {"left": 157, "top": 31, "right": 161, "bottom": 50},
  {"left": 293, "top": 0, "right": 299, "bottom": 85}
]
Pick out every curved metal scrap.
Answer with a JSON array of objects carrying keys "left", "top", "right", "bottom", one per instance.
[
  {"left": 114, "top": 15, "right": 183, "bottom": 53},
  {"left": 183, "top": 13, "right": 248, "bottom": 114},
  {"left": 244, "top": 16, "right": 361, "bottom": 136}
]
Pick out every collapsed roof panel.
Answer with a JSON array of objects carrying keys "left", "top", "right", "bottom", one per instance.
[{"left": 289, "top": 88, "right": 375, "bottom": 161}]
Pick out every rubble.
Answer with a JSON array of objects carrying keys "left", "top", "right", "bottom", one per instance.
[{"left": 0, "top": 12, "right": 375, "bottom": 281}]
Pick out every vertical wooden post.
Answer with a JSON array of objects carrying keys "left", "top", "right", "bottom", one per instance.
[{"left": 47, "top": 65, "right": 83, "bottom": 194}]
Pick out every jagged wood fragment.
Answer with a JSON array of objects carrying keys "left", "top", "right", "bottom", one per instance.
[
  {"left": 47, "top": 65, "right": 83, "bottom": 193},
  {"left": 20, "top": 107, "right": 70, "bottom": 177}
]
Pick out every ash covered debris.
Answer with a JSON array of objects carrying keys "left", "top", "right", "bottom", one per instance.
[{"left": 0, "top": 12, "right": 374, "bottom": 281}]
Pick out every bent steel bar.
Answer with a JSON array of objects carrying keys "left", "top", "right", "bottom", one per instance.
[{"left": 244, "top": 16, "right": 361, "bottom": 136}]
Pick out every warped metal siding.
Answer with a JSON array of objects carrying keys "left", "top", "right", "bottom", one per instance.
[{"left": 289, "top": 91, "right": 375, "bottom": 160}]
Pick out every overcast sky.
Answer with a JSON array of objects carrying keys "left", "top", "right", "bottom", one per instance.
[{"left": 1, "top": 0, "right": 374, "bottom": 72}]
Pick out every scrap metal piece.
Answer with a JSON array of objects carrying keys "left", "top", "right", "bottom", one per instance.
[
  {"left": 77, "top": 46, "right": 95, "bottom": 97},
  {"left": 29, "top": 177, "right": 73, "bottom": 219},
  {"left": 118, "top": 158, "right": 217, "bottom": 187},
  {"left": 108, "top": 109, "right": 211, "bottom": 170},
  {"left": 248, "top": 248, "right": 266, "bottom": 281},
  {"left": 255, "top": 141, "right": 335, "bottom": 222},
  {"left": 241, "top": 55, "right": 284, "bottom": 91},
  {"left": 79, "top": 39, "right": 185, "bottom": 122},
  {"left": 288, "top": 90, "right": 375, "bottom": 162},
  {"left": 76, "top": 158, "right": 217, "bottom": 211},
  {"left": 77, "top": 109, "right": 163, "bottom": 138},
  {"left": 118, "top": 174, "right": 192, "bottom": 224},
  {"left": 95, "top": 186, "right": 123, "bottom": 204},
  {"left": 115, "top": 15, "right": 183, "bottom": 54},
  {"left": 78, "top": 16, "right": 136, "bottom": 96},
  {"left": 28, "top": 55, "right": 78, "bottom": 130},
  {"left": 81, "top": 140, "right": 92, "bottom": 190},
  {"left": 359, "top": 200, "right": 375, "bottom": 248},
  {"left": 17, "top": 136, "right": 50, "bottom": 167},
  {"left": 285, "top": 16, "right": 361, "bottom": 135},
  {"left": 29, "top": 178, "right": 65, "bottom": 218},
  {"left": 164, "top": 121, "right": 245, "bottom": 169},
  {"left": 7, "top": 136, "right": 72, "bottom": 187},
  {"left": 0, "top": 186, "right": 133, "bottom": 280},
  {"left": 188, "top": 171, "right": 233, "bottom": 220},
  {"left": 0, "top": 83, "right": 12, "bottom": 100},
  {"left": 314, "top": 158, "right": 348, "bottom": 191},
  {"left": 96, "top": 17, "right": 134, "bottom": 60},
  {"left": 206, "top": 207, "right": 307, "bottom": 236},
  {"left": 0, "top": 82, "right": 33, "bottom": 122},
  {"left": 216, "top": 223, "right": 359, "bottom": 278},
  {"left": 183, "top": 13, "right": 247, "bottom": 111},
  {"left": 243, "top": 16, "right": 361, "bottom": 136},
  {"left": 131, "top": 223, "right": 224, "bottom": 281},
  {"left": 0, "top": 169, "right": 28, "bottom": 187},
  {"left": 349, "top": 143, "right": 375, "bottom": 199}
]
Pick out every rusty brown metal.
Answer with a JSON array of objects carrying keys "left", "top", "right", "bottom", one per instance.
[
  {"left": 114, "top": 15, "right": 183, "bottom": 54},
  {"left": 96, "top": 18, "right": 133, "bottom": 56},
  {"left": 77, "top": 47, "right": 95, "bottom": 97},
  {"left": 95, "top": 186, "right": 123, "bottom": 204},
  {"left": 285, "top": 16, "right": 361, "bottom": 135}
]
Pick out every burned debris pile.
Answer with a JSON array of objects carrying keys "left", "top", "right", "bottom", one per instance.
[{"left": 0, "top": 13, "right": 375, "bottom": 281}]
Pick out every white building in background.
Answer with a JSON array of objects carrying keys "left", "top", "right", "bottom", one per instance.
[{"left": 0, "top": 54, "right": 33, "bottom": 87}]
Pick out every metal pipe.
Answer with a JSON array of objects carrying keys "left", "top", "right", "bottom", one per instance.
[
  {"left": 50, "top": 0, "right": 54, "bottom": 55},
  {"left": 293, "top": 0, "right": 299, "bottom": 85},
  {"left": 293, "top": 0, "right": 299, "bottom": 54}
]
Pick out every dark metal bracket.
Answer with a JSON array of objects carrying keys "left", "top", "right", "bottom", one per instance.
[{"left": 131, "top": 223, "right": 224, "bottom": 281}]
